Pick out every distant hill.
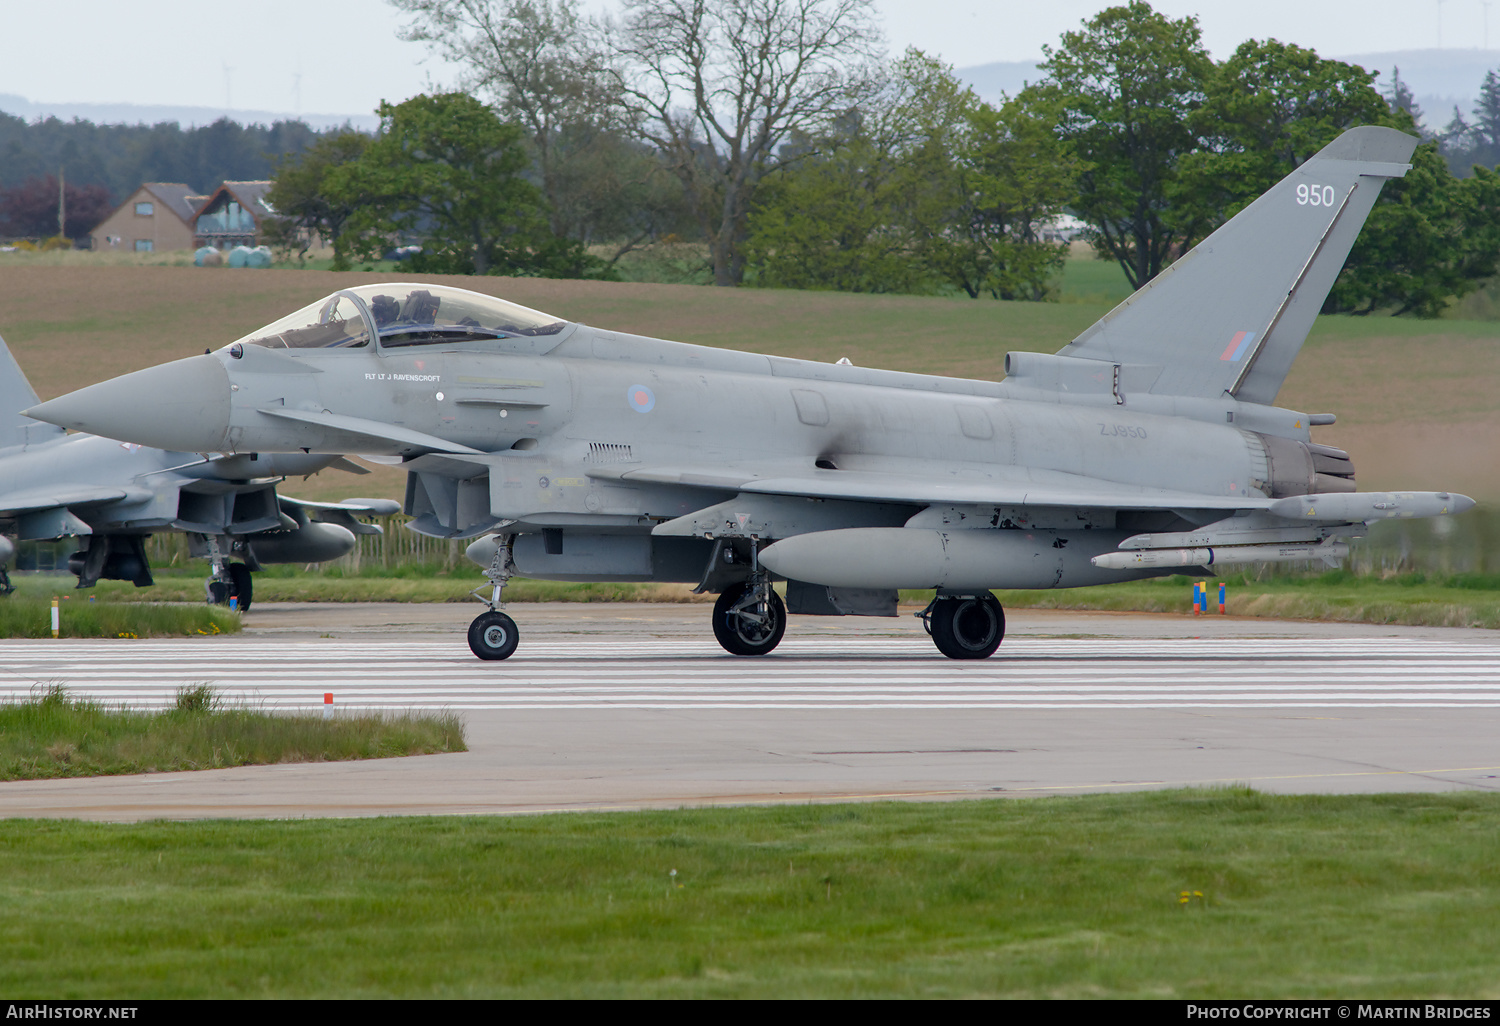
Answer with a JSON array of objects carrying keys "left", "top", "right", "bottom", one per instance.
[
  {"left": 1335, "top": 50, "right": 1500, "bottom": 128},
  {"left": 956, "top": 50, "right": 1500, "bottom": 130},
  {"left": 0, "top": 94, "right": 377, "bottom": 132}
]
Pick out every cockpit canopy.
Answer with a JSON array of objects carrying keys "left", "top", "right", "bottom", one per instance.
[{"left": 230, "top": 283, "right": 568, "bottom": 351}]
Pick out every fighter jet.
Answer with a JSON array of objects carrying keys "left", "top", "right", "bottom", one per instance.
[
  {"left": 0, "top": 334, "right": 399, "bottom": 606},
  {"left": 26, "top": 126, "right": 1474, "bottom": 658}
]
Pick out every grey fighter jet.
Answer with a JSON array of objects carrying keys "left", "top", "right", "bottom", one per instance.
[
  {"left": 27, "top": 126, "right": 1475, "bottom": 658},
  {"left": 0, "top": 334, "right": 399, "bottom": 605}
]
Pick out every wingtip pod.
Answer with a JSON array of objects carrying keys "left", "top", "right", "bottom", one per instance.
[{"left": 1267, "top": 491, "right": 1476, "bottom": 522}]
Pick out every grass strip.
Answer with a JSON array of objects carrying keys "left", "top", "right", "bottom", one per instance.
[
  {"left": 18, "top": 570, "right": 709, "bottom": 606},
  {"left": 1, "top": 790, "right": 1498, "bottom": 997},
  {"left": 982, "top": 570, "right": 1500, "bottom": 630},
  {"left": 15, "top": 568, "right": 1500, "bottom": 630},
  {"left": 0, "top": 594, "right": 240, "bottom": 637},
  {"left": 0, "top": 685, "right": 466, "bottom": 780}
]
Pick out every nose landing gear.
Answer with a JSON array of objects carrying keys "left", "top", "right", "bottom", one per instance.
[{"left": 468, "top": 535, "right": 520, "bottom": 660}]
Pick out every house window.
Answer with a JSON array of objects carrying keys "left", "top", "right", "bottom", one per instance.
[
  {"left": 134, "top": 202, "right": 154, "bottom": 216},
  {"left": 134, "top": 239, "right": 153, "bottom": 252}
]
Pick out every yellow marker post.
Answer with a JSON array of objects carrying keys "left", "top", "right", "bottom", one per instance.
[{"left": 50, "top": 597, "right": 60, "bottom": 638}]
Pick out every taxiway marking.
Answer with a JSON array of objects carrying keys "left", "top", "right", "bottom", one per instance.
[{"left": 2, "top": 637, "right": 1499, "bottom": 710}]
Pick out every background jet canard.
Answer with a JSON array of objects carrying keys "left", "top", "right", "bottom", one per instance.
[
  {"left": 0, "top": 335, "right": 398, "bottom": 607},
  {"left": 27, "top": 126, "right": 1474, "bottom": 658}
]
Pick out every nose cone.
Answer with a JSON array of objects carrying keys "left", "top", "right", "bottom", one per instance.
[{"left": 25, "top": 355, "right": 231, "bottom": 452}]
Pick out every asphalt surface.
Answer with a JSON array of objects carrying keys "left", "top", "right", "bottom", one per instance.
[{"left": 2, "top": 602, "right": 1498, "bottom": 821}]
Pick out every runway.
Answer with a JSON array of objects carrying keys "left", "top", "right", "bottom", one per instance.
[
  {"left": 2, "top": 604, "right": 1499, "bottom": 820},
  {"left": 6, "top": 636, "right": 1500, "bottom": 710}
]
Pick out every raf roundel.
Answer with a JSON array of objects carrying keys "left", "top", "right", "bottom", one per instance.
[{"left": 627, "top": 384, "right": 656, "bottom": 413}]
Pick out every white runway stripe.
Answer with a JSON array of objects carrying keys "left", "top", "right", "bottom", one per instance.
[{"left": 2, "top": 636, "right": 1500, "bottom": 710}]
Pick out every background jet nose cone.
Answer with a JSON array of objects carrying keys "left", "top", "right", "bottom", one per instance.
[{"left": 25, "top": 355, "right": 232, "bottom": 452}]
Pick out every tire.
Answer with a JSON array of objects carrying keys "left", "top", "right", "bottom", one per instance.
[
  {"left": 227, "top": 563, "right": 253, "bottom": 613},
  {"left": 712, "top": 583, "right": 786, "bottom": 656},
  {"left": 930, "top": 594, "right": 1005, "bottom": 660},
  {"left": 206, "top": 579, "right": 229, "bottom": 605},
  {"left": 468, "top": 610, "right": 520, "bottom": 660}
]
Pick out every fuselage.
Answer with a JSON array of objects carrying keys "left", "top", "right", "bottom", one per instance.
[{"left": 23, "top": 283, "right": 1351, "bottom": 592}]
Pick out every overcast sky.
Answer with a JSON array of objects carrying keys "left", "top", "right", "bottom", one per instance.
[{"left": 0, "top": 0, "right": 1491, "bottom": 117}]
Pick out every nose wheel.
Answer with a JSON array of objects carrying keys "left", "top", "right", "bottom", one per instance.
[
  {"left": 469, "top": 610, "right": 519, "bottom": 660},
  {"left": 921, "top": 594, "right": 1005, "bottom": 659}
]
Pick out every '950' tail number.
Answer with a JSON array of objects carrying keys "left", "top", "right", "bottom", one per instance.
[
  {"left": 1297, "top": 183, "right": 1336, "bottom": 207},
  {"left": 1100, "top": 423, "right": 1147, "bottom": 439}
]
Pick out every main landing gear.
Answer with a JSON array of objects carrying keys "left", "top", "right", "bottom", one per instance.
[
  {"left": 709, "top": 539, "right": 786, "bottom": 656},
  {"left": 469, "top": 536, "right": 520, "bottom": 660},
  {"left": 457, "top": 534, "right": 997, "bottom": 663},
  {"left": 205, "top": 561, "right": 253, "bottom": 612},
  {"left": 917, "top": 594, "right": 1005, "bottom": 659},
  {"left": 712, "top": 581, "right": 787, "bottom": 655}
]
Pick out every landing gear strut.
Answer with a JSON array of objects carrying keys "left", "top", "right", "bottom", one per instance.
[
  {"left": 468, "top": 536, "right": 519, "bottom": 660},
  {"left": 918, "top": 594, "right": 1005, "bottom": 659},
  {"left": 712, "top": 543, "right": 786, "bottom": 656},
  {"left": 227, "top": 563, "right": 253, "bottom": 613},
  {"left": 205, "top": 563, "right": 253, "bottom": 610}
]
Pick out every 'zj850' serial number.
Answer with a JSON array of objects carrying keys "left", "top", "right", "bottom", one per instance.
[{"left": 1099, "top": 423, "right": 1147, "bottom": 439}]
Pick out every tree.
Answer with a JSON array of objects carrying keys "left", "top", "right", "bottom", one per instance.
[
  {"left": 0, "top": 115, "right": 325, "bottom": 210},
  {"left": 0, "top": 174, "right": 113, "bottom": 240},
  {"left": 390, "top": 1, "right": 622, "bottom": 235},
  {"left": 1180, "top": 40, "right": 1395, "bottom": 221},
  {"left": 1040, "top": 1, "right": 1214, "bottom": 290},
  {"left": 328, "top": 92, "right": 605, "bottom": 278},
  {"left": 1383, "top": 66, "right": 1427, "bottom": 136},
  {"left": 745, "top": 54, "right": 1076, "bottom": 301},
  {"left": 1441, "top": 70, "right": 1500, "bottom": 175},
  {"left": 922, "top": 88, "right": 1078, "bottom": 301},
  {"left": 263, "top": 130, "right": 370, "bottom": 266},
  {"left": 744, "top": 51, "right": 968, "bottom": 295},
  {"left": 609, "top": 0, "right": 885, "bottom": 286},
  {"left": 1324, "top": 143, "right": 1500, "bottom": 316}
]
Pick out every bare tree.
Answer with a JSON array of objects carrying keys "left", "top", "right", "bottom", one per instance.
[
  {"left": 390, "top": 0, "right": 622, "bottom": 238},
  {"left": 609, "top": 0, "right": 884, "bottom": 285}
]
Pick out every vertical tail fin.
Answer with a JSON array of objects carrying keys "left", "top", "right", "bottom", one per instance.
[
  {"left": 1057, "top": 126, "right": 1418, "bottom": 404},
  {"left": 0, "top": 335, "right": 65, "bottom": 448}
]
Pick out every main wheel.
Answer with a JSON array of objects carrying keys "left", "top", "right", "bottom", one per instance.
[
  {"left": 712, "top": 583, "right": 786, "bottom": 656},
  {"left": 206, "top": 579, "right": 229, "bottom": 605},
  {"left": 227, "top": 563, "right": 253, "bottom": 613},
  {"left": 930, "top": 594, "right": 1005, "bottom": 660},
  {"left": 468, "top": 610, "right": 519, "bottom": 660}
]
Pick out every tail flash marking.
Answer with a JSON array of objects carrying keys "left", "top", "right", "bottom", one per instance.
[{"left": 1219, "top": 331, "right": 1256, "bottom": 362}]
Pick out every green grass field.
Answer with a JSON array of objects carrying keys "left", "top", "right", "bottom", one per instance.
[
  {"left": 2, "top": 791, "right": 1498, "bottom": 998},
  {"left": 0, "top": 581, "right": 239, "bottom": 637},
  {"left": 988, "top": 570, "right": 1500, "bottom": 630},
  {"left": 0, "top": 685, "right": 466, "bottom": 780}
]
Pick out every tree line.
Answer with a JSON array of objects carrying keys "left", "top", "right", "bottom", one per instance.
[
  {"left": 258, "top": 0, "right": 1500, "bottom": 315},
  {"left": 9, "top": 0, "right": 1500, "bottom": 317},
  {"left": 0, "top": 115, "right": 324, "bottom": 239}
]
